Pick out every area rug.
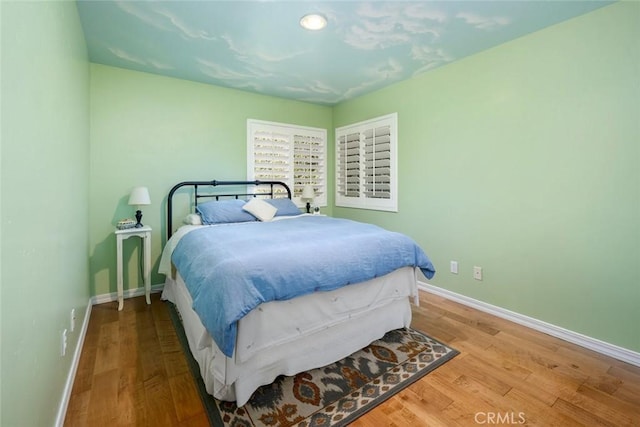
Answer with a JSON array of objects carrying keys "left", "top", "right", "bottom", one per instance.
[{"left": 168, "top": 302, "right": 458, "bottom": 427}]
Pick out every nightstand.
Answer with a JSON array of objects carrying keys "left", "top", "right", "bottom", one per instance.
[{"left": 115, "top": 225, "right": 151, "bottom": 311}]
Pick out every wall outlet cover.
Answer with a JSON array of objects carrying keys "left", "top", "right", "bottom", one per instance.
[{"left": 450, "top": 261, "right": 458, "bottom": 274}]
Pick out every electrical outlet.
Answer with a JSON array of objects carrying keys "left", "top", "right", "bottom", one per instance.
[
  {"left": 450, "top": 261, "right": 458, "bottom": 274},
  {"left": 61, "top": 329, "right": 68, "bottom": 357},
  {"left": 473, "top": 266, "right": 483, "bottom": 281},
  {"left": 70, "top": 309, "right": 76, "bottom": 332}
]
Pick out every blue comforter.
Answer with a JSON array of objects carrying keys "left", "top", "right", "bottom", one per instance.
[{"left": 171, "top": 215, "right": 435, "bottom": 357}]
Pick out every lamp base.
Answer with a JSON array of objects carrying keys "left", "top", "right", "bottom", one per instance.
[{"left": 135, "top": 210, "right": 143, "bottom": 227}]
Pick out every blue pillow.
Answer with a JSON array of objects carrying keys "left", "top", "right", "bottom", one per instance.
[
  {"left": 265, "top": 198, "right": 302, "bottom": 216},
  {"left": 196, "top": 199, "right": 257, "bottom": 225}
]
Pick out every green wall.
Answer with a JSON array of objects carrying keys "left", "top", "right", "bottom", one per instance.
[
  {"left": 1, "top": 1, "right": 90, "bottom": 426},
  {"left": 89, "top": 64, "right": 333, "bottom": 297},
  {"left": 333, "top": 2, "right": 639, "bottom": 352}
]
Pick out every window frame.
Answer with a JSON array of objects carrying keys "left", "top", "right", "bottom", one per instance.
[{"left": 335, "top": 113, "right": 398, "bottom": 212}]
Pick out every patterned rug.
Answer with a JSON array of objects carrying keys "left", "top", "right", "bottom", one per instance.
[{"left": 168, "top": 303, "right": 458, "bottom": 427}]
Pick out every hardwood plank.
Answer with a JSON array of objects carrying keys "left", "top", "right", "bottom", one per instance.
[
  {"left": 447, "top": 353, "right": 513, "bottom": 396},
  {"left": 162, "top": 348, "right": 191, "bottom": 378},
  {"left": 178, "top": 412, "right": 211, "bottom": 427},
  {"left": 63, "top": 390, "right": 90, "bottom": 427},
  {"left": 418, "top": 311, "right": 494, "bottom": 354},
  {"left": 504, "top": 387, "right": 579, "bottom": 426},
  {"left": 117, "top": 367, "right": 147, "bottom": 426},
  {"left": 608, "top": 363, "right": 640, "bottom": 383},
  {"left": 401, "top": 378, "right": 454, "bottom": 410},
  {"left": 481, "top": 339, "right": 586, "bottom": 387},
  {"left": 425, "top": 371, "right": 515, "bottom": 422},
  {"left": 432, "top": 296, "right": 563, "bottom": 353},
  {"left": 584, "top": 373, "right": 623, "bottom": 395},
  {"left": 555, "top": 344, "right": 618, "bottom": 376},
  {"left": 564, "top": 383, "right": 640, "bottom": 425},
  {"left": 70, "top": 326, "right": 99, "bottom": 394},
  {"left": 391, "top": 390, "right": 463, "bottom": 427},
  {"left": 523, "top": 371, "right": 583, "bottom": 406},
  {"left": 137, "top": 314, "right": 166, "bottom": 382},
  {"left": 612, "top": 378, "right": 640, "bottom": 407},
  {"left": 168, "top": 372, "right": 205, "bottom": 422},
  {"left": 93, "top": 321, "right": 120, "bottom": 374},
  {"left": 410, "top": 312, "right": 457, "bottom": 344},
  {"left": 552, "top": 397, "right": 618, "bottom": 427},
  {"left": 85, "top": 369, "right": 119, "bottom": 425},
  {"left": 386, "top": 402, "right": 433, "bottom": 426},
  {"left": 143, "top": 373, "right": 180, "bottom": 426}
]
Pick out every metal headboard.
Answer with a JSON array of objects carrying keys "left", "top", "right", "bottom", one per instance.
[{"left": 167, "top": 180, "right": 292, "bottom": 239}]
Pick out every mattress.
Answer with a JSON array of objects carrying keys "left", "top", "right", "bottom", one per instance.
[{"left": 161, "top": 265, "right": 417, "bottom": 406}]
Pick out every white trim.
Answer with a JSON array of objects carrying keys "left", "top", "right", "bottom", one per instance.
[
  {"left": 91, "top": 283, "right": 164, "bottom": 306},
  {"left": 55, "top": 300, "right": 92, "bottom": 427},
  {"left": 418, "top": 281, "right": 640, "bottom": 367}
]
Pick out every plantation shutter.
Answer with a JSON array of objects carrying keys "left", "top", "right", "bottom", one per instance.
[
  {"left": 248, "top": 120, "right": 327, "bottom": 207},
  {"left": 363, "top": 125, "right": 392, "bottom": 199},
  {"left": 336, "top": 113, "right": 397, "bottom": 212},
  {"left": 293, "top": 133, "right": 325, "bottom": 201}
]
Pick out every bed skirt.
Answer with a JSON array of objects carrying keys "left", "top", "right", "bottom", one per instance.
[{"left": 162, "top": 266, "right": 417, "bottom": 406}]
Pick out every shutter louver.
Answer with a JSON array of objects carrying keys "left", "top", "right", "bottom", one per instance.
[{"left": 364, "top": 126, "right": 392, "bottom": 199}]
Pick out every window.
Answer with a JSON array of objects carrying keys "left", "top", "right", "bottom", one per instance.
[
  {"left": 335, "top": 113, "right": 398, "bottom": 212},
  {"left": 247, "top": 119, "right": 327, "bottom": 208}
]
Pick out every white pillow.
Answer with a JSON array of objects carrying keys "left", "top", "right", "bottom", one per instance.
[
  {"left": 243, "top": 198, "right": 277, "bottom": 222},
  {"left": 183, "top": 213, "right": 203, "bottom": 225}
]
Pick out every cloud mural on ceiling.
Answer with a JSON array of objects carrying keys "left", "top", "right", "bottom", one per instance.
[{"left": 78, "top": 1, "right": 612, "bottom": 105}]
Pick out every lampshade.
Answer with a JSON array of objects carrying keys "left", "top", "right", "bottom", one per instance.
[
  {"left": 301, "top": 185, "right": 315, "bottom": 201},
  {"left": 128, "top": 187, "right": 151, "bottom": 206}
]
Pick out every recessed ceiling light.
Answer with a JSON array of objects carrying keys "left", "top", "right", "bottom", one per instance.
[{"left": 300, "top": 13, "right": 327, "bottom": 31}]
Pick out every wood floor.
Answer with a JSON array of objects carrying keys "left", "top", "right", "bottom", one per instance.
[{"left": 64, "top": 291, "right": 640, "bottom": 426}]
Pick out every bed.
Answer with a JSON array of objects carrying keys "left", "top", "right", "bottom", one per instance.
[{"left": 159, "top": 180, "right": 435, "bottom": 406}]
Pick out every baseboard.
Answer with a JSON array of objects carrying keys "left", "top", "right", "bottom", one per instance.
[
  {"left": 54, "top": 299, "right": 92, "bottom": 427},
  {"left": 91, "top": 283, "right": 165, "bottom": 305},
  {"left": 418, "top": 282, "right": 640, "bottom": 368}
]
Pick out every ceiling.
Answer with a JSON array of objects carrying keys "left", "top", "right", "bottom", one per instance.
[{"left": 77, "top": 1, "right": 612, "bottom": 106}]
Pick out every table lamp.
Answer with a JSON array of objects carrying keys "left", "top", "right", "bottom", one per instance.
[
  {"left": 301, "top": 185, "right": 315, "bottom": 214},
  {"left": 128, "top": 186, "right": 151, "bottom": 228}
]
